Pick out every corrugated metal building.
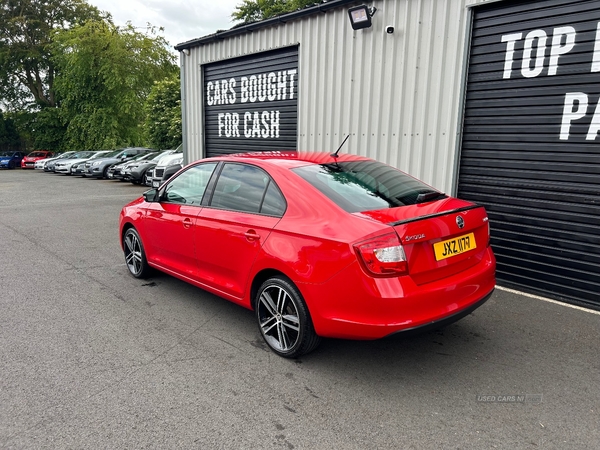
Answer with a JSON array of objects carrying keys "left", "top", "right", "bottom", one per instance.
[{"left": 175, "top": 0, "right": 600, "bottom": 310}]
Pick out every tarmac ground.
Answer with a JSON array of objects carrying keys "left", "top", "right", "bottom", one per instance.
[{"left": 0, "top": 169, "right": 598, "bottom": 449}]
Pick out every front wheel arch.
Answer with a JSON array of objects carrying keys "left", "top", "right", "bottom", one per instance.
[
  {"left": 132, "top": 169, "right": 146, "bottom": 184},
  {"left": 122, "top": 226, "right": 152, "bottom": 279}
]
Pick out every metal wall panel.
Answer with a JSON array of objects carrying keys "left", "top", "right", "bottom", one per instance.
[
  {"left": 180, "top": 0, "right": 472, "bottom": 194},
  {"left": 458, "top": 0, "right": 600, "bottom": 308}
]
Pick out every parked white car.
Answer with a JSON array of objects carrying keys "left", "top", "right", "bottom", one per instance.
[{"left": 34, "top": 151, "right": 76, "bottom": 170}]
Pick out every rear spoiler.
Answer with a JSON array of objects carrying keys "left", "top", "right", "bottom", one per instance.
[{"left": 388, "top": 204, "right": 484, "bottom": 227}]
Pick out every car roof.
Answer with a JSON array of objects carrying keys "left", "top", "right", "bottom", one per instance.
[{"left": 205, "top": 151, "right": 371, "bottom": 169}]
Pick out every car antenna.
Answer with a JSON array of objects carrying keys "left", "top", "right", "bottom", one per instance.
[{"left": 331, "top": 134, "right": 350, "bottom": 158}]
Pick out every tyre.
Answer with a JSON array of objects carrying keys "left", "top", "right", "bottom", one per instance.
[
  {"left": 8, "top": 161, "right": 15, "bottom": 169},
  {"left": 255, "top": 276, "right": 321, "bottom": 358},
  {"left": 123, "top": 228, "right": 152, "bottom": 278}
]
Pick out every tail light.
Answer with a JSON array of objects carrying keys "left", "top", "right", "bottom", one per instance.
[
  {"left": 484, "top": 216, "right": 491, "bottom": 247},
  {"left": 354, "top": 233, "right": 408, "bottom": 277}
]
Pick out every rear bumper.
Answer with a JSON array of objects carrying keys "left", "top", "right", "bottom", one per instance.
[
  {"left": 297, "top": 247, "right": 496, "bottom": 340},
  {"left": 386, "top": 288, "right": 493, "bottom": 337}
]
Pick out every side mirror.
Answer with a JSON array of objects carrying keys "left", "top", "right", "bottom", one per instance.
[{"left": 143, "top": 189, "right": 159, "bottom": 202}]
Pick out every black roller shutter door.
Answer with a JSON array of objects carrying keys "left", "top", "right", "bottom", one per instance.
[
  {"left": 203, "top": 46, "right": 298, "bottom": 157},
  {"left": 458, "top": 0, "right": 600, "bottom": 309}
]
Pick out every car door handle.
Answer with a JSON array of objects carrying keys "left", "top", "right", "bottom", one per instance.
[
  {"left": 244, "top": 230, "right": 260, "bottom": 241},
  {"left": 183, "top": 218, "right": 192, "bottom": 229}
]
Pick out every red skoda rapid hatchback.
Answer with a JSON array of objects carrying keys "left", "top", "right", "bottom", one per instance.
[{"left": 119, "top": 152, "right": 496, "bottom": 357}]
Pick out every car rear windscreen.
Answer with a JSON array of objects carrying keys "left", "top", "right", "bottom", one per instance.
[{"left": 292, "top": 160, "right": 445, "bottom": 213}]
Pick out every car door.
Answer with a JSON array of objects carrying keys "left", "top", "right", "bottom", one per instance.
[
  {"left": 195, "top": 163, "right": 286, "bottom": 300},
  {"left": 143, "top": 162, "right": 218, "bottom": 278}
]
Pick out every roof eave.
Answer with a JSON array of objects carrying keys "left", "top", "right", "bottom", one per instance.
[{"left": 174, "top": 0, "right": 361, "bottom": 51}]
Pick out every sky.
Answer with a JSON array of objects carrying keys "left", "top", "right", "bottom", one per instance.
[{"left": 88, "top": 0, "right": 242, "bottom": 50}]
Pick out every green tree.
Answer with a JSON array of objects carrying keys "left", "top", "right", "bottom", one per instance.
[
  {"left": 5, "top": 108, "right": 67, "bottom": 152},
  {"left": 232, "top": 0, "right": 318, "bottom": 23},
  {"left": 145, "top": 76, "right": 182, "bottom": 150},
  {"left": 31, "top": 108, "right": 67, "bottom": 150},
  {"left": 0, "top": 111, "right": 21, "bottom": 150},
  {"left": 52, "top": 20, "right": 177, "bottom": 150},
  {"left": 0, "top": 0, "right": 103, "bottom": 109}
]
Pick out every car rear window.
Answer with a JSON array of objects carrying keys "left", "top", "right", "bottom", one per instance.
[{"left": 292, "top": 160, "right": 445, "bottom": 213}]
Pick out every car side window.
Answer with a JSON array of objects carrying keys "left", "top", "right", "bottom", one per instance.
[
  {"left": 261, "top": 181, "right": 286, "bottom": 216},
  {"left": 210, "top": 163, "right": 286, "bottom": 216},
  {"left": 163, "top": 163, "right": 217, "bottom": 205}
]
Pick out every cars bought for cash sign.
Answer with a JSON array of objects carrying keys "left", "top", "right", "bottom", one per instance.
[{"left": 203, "top": 46, "right": 299, "bottom": 157}]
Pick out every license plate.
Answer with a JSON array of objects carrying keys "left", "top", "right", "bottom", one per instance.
[
  {"left": 152, "top": 181, "right": 160, "bottom": 188},
  {"left": 433, "top": 233, "right": 476, "bottom": 261}
]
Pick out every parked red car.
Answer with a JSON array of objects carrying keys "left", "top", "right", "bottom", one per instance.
[
  {"left": 119, "top": 152, "right": 496, "bottom": 357},
  {"left": 21, "top": 150, "right": 54, "bottom": 169}
]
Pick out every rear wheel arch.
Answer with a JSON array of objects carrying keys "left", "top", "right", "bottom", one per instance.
[{"left": 250, "top": 269, "right": 288, "bottom": 310}]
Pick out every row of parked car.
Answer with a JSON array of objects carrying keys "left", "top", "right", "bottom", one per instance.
[
  {"left": 1, "top": 147, "right": 184, "bottom": 187},
  {"left": 0, "top": 150, "right": 51, "bottom": 169}
]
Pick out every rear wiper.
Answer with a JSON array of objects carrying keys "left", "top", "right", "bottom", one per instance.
[{"left": 415, "top": 191, "right": 447, "bottom": 204}]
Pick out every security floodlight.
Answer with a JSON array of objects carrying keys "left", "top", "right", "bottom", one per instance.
[{"left": 348, "top": 5, "right": 377, "bottom": 30}]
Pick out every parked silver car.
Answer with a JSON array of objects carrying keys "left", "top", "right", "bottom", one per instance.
[
  {"left": 54, "top": 151, "right": 98, "bottom": 174},
  {"left": 70, "top": 151, "right": 112, "bottom": 175},
  {"left": 36, "top": 152, "right": 76, "bottom": 171},
  {"left": 84, "top": 147, "right": 154, "bottom": 179}
]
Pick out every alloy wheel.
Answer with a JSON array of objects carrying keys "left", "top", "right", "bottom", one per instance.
[
  {"left": 123, "top": 228, "right": 151, "bottom": 278},
  {"left": 257, "top": 283, "right": 301, "bottom": 353}
]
